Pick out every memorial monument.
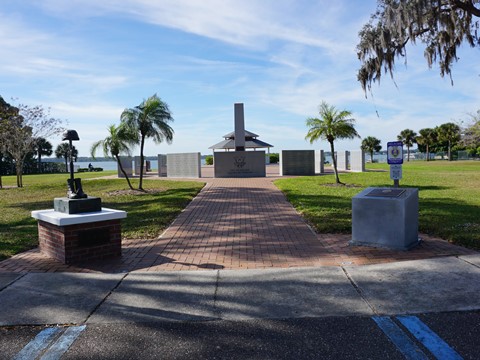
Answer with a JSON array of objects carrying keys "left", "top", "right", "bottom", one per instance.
[
  {"left": 54, "top": 130, "right": 101, "bottom": 214},
  {"left": 31, "top": 130, "right": 126, "bottom": 264},
  {"left": 211, "top": 103, "right": 271, "bottom": 178},
  {"left": 350, "top": 187, "right": 419, "bottom": 250}
]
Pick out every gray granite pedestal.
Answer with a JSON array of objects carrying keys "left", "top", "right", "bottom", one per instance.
[{"left": 350, "top": 187, "right": 419, "bottom": 250}]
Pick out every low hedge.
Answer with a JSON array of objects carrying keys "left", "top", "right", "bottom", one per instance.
[{"left": 78, "top": 167, "right": 104, "bottom": 173}]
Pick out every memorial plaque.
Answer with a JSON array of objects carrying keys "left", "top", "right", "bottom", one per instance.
[
  {"left": 54, "top": 197, "right": 102, "bottom": 214},
  {"left": 280, "top": 150, "right": 315, "bottom": 176},
  {"left": 366, "top": 188, "right": 405, "bottom": 198},
  {"left": 166, "top": 152, "right": 201, "bottom": 178},
  {"left": 78, "top": 227, "right": 110, "bottom": 247},
  {"left": 214, "top": 151, "right": 266, "bottom": 177}
]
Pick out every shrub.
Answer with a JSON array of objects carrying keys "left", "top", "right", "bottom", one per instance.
[
  {"left": 78, "top": 167, "right": 103, "bottom": 173},
  {"left": 269, "top": 153, "right": 279, "bottom": 164},
  {"left": 205, "top": 155, "right": 213, "bottom": 165}
]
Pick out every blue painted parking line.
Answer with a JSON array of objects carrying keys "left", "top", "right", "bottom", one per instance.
[
  {"left": 372, "top": 316, "right": 428, "bottom": 360},
  {"left": 397, "top": 316, "right": 463, "bottom": 360},
  {"left": 13, "top": 325, "right": 86, "bottom": 360},
  {"left": 40, "top": 325, "right": 86, "bottom": 360},
  {"left": 13, "top": 327, "right": 63, "bottom": 360}
]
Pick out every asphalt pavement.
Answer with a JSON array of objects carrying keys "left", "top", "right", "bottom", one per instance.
[{"left": 1, "top": 254, "right": 480, "bottom": 359}]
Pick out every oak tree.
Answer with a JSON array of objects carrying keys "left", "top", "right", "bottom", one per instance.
[{"left": 357, "top": 0, "right": 480, "bottom": 93}]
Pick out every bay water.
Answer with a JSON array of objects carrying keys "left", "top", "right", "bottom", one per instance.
[{"left": 74, "top": 153, "right": 388, "bottom": 171}]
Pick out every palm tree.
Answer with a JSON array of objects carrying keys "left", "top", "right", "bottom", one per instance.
[
  {"left": 305, "top": 101, "right": 360, "bottom": 184},
  {"left": 120, "top": 94, "right": 174, "bottom": 190},
  {"left": 360, "top": 136, "right": 382, "bottom": 163},
  {"left": 33, "top": 137, "right": 53, "bottom": 173},
  {"left": 416, "top": 128, "right": 437, "bottom": 161},
  {"left": 436, "top": 122, "right": 461, "bottom": 161},
  {"left": 91, "top": 124, "right": 136, "bottom": 190},
  {"left": 397, "top": 129, "right": 417, "bottom": 161},
  {"left": 55, "top": 143, "right": 78, "bottom": 172}
]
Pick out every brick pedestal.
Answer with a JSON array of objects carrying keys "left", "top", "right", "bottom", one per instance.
[
  {"left": 38, "top": 219, "right": 122, "bottom": 264},
  {"left": 32, "top": 208, "right": 127, "bottom": 264}
]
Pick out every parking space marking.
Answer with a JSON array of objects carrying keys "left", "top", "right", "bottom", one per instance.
[
  {"left": 40, "top": 325, "right": 86, "bottom": 360},
  {"left": 372, "top": 316, "right": 428, "bottom": 360},
  {"left": 13, "top": 327, "right": 63, "bottom": 360},
  {"left": 397, "top": 316, "right": 463, "bottom": 360},
  {"left": 13, "top": 325, "right": 86, "bottom": 360}
]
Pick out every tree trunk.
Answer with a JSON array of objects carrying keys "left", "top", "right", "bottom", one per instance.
[
  {"left": 38, "top": 153, "right": 42, "bottom": 173},
  {"left": 426, "top": 145, "right": 430, "bottom": 161},
  {"left": 0, "top": 158, "right": 3, "bottom": 188},
  {"left": 15, "top": 161, "right": 23, "bottom": 188},
  {"left": 448, "top": 141, "right": 452, "bottom": 161},
  {"left": 329, "top": 141, "right": 342, "bottom": 184},
  {"left": 115, "top": 155, "right": 135, "bottom": 190},
  {"left": 139, "top": 135, "right": 145, "bottom": 191},
  {"left": 64, "top": 156, "right": 68, "bottom": 172},
  {"left": 370, "top": 151, "right": 374, "bottom": 163},
  {"left": 406, "top": 145, "right": 410, "bottom": 161}
]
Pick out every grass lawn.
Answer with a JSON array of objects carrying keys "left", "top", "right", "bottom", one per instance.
[
  {"left": 0, "top": 171, "right": 204, "bottom": 261},
  {"left": 275, "top": 161, "right": 480, "bottom": 250}
]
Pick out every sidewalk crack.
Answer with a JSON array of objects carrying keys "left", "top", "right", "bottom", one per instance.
[
  {"left": 83, "top": 272, "right": 129, "bottom": 324},
  {"left": 341, "top": 266, "right": 379, "bottom": 315},
  {"left": 0, "top": 273, "right": 27, "bottom": 293},
  {"left": 457, "top": 255, "right": 480, "bottom": 269},
  {"left": 212, "top": 270, "right": 221, "bottom": 318}
]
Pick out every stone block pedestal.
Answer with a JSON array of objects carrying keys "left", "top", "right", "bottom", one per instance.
[
  {"left": 214, "top": 151, "right": 266, "bottom": 178},
  {"left": 350, "top": 187, "right": 419, "bottom": 250},
  {"left": 32, "top": 208, "right": 127, "bottom": 264}
]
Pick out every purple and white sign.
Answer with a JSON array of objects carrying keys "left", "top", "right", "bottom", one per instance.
[{"left": 387, "top": 141, "right": 404, "bottom": 165}]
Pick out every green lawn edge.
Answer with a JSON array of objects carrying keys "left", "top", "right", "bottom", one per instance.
[
  {"left": 274, "top": 161, "right": 480, "bottom": 250},
  {"left": 0, "top": 172, "right": 205, "bottom": 261}
]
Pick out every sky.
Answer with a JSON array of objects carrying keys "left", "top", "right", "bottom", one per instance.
[{"left": 2, "top": 0, "right": 479, "bottom": 158}]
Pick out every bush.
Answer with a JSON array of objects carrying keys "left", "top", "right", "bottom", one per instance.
[
  {"left": 78, "top": 167, "right": 103, "bottom": 173},
  {"left": 269, "top": 153, "right": 279, "bottom": 164},
  {"left": 1, "top": 160, "right": 66, "bottom": 175},
  {"left": 205, "top": 155, "right": 213, "bottom": 165}
]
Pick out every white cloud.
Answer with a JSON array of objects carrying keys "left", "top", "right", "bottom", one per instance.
[
  {"left": 36, "top": 0, "right": 357, "bottom": 53},
  {"left": 51, "top": 102, "right": 124, "bottom": 121},
  {"left": 4, "top": 0, "right": 479, "bottom": 158},
  {"left": 0, "top": 11, "right": 130, "bottom": 102}
]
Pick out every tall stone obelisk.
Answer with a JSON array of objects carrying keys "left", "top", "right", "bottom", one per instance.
[
  {"left": 213, "top": 102, "right": 266, "bottom": 178},
  {"left": 234, "top": 103, "right": 245, "bottom": 151}
]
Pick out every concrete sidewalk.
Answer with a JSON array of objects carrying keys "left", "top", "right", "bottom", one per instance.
[{"left": 1, "top": 255, "right": 479, "bottom": 326}]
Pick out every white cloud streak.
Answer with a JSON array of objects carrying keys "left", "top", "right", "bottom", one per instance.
[
  {"left": 2, "top": 0, "right": 478, "bottom": 157},
  {"left": 36, "top": 0, "right": 355, "bottom": 52}
]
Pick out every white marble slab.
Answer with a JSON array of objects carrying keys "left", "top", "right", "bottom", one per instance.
[{"left": 31, "top": 208, "right": 127, "bottom": 226}]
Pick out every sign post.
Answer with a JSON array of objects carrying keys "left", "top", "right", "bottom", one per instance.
[{"left": 387, "top": 141, "right": 403, "bottom": 187}]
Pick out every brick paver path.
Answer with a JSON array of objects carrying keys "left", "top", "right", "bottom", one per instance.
[{"left": 0, "top": 170, "right": 476, "bottom": 273}]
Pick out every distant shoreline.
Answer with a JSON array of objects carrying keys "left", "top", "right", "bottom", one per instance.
[{"left": 43, "top": 155, "right": 208, "bottom": 163}]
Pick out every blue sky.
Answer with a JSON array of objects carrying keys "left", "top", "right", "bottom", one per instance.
[{"left": 2, "top": 0, "right": 479, "bottom": 157}]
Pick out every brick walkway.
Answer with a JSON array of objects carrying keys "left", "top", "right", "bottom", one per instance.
[{"left": 0, "top": 171, "right": 476, "bottom": 273}]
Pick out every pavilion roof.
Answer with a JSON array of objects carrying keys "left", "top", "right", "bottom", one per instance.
[
  {"left": 221, "top": 130, "right": 260, "bottom": 139},
  {"left": 209, "top": 138, "right": 273, "bottom": 150}
]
